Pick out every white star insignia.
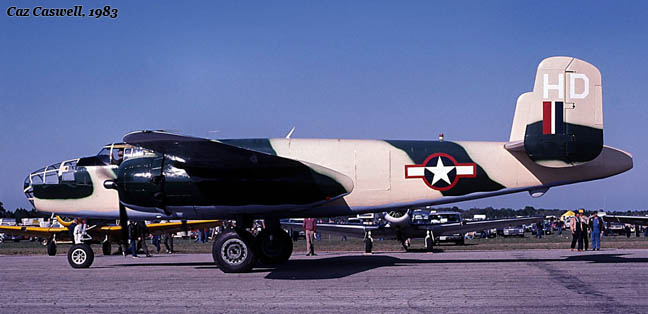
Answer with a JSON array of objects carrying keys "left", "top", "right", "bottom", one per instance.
[{"left": 425, "top": 157, "right": 454, "bottom": 185}]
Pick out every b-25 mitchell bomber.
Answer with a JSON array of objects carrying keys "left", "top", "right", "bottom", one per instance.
[{"left": 24, "top": 57, "right": 632, "bottom": 272}]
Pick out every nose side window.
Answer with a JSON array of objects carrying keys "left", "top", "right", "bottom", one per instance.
[{"left": 61, "top": 160, "right": 77, "bottom": 182}]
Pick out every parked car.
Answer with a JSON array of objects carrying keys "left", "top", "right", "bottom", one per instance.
[
  {"left": 503, "top": 226, "right": 525, "bottom": 237},
  {"left": 437, "top": 233, "right": 465, "bottom": 245}
]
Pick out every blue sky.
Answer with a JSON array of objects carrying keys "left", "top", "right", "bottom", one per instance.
[{"left": 1, "top": 1, "right": 646, "bottom": 211}]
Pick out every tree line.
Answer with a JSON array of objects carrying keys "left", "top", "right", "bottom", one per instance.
[{"left": 0, "top": 202, "right": 49, "bottom": 223}]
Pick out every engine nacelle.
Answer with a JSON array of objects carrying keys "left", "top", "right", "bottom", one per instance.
[{"left": 383, "top": 209, "right": 411, "bottom": 225}]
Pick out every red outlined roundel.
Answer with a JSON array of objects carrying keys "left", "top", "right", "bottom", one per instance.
[{"left": 405, "top": 153, "right": 476, "bottom": 191}]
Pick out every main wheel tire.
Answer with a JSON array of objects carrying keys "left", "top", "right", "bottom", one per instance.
[
  {"left": 102, "top": 242, "right": 111, "bottom": 256},
  {"left": 364, "top": 238, "right": 373, "bottom": 253},
  {"left": 67, "top": 244, "right": 94, "bottom": 268},
  {"left": 256, "top": 229, "right": 293, "bottom": 265},
  {"left": 47, "top": 241, "right": 57, "bottom": 256},
  {"left": 212, "top": 231, "right": 256, "bottom": 273}
]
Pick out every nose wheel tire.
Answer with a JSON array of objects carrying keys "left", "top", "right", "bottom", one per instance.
[
  {"left": 212, "top": 231, "right": 256, "bottom": 273},
  {"left": 67, "top": 244, "right": 94, "bottom": 268},
  {"left": 256, "top": 229, "right": 293, "bottom": 265}
]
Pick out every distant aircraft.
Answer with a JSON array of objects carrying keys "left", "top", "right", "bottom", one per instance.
[
  {"left": 23, "top": 57, "right": 633, "bottom": 272},
  {"left": 0, "top": 216, "right": 221, "bottom": 261},
  {"left": 599, "top": 214, "right": 648, "bottom": 226},
  {"left": 282, "top": 211, "right": 542, "bottom": 253}
]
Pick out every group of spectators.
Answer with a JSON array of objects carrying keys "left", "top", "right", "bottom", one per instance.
[
  {"left": 126, "top": 221, "right": 175, "bottom": 258},
  {"left": 570, "top": 209, "right": 605, "bottom": 251}
]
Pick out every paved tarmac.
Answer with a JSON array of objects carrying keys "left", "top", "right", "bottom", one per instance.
[{"left": 1, "top": 249, "right": 648, "bottom": 313}]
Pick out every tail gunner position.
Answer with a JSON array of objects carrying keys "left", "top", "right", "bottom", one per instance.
[{"left": 24, "top": 57, "right": 632, "bottom": 272}]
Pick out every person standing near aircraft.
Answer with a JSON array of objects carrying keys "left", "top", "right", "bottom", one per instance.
[
  {"left": 136, "top": 221, "right": 151, "bottom": 257},
  {"left": 570, "top": 213, "right": 583, "bottom": 251},
  {"left": 162, "top": 232, "right": 174, "bottom": 254},
  {"left": 303, "top": 218, "right": 317, "bottom": 256},
  {"left": 152, "top": 234, "right": 161, "bottom": 254},
  {"left": 579, "top": 210, "right": 589, "bottom": 251},
  {"left": 535, "top": 221, "right": 543, "bottom": 239},
  {"left": 72, "top": 218, "right": 86, "bottom": 244},
  {"left": 68, "top": 219, "right": 77, "bottom": 242},
  {"left": 589, "top": 211, "right": 604, "bottom": 251},
  {"left": 128, "top": 221, "right": 139, "bottom": 258}
]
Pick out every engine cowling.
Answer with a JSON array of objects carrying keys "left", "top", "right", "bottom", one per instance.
[{"left": 384, "top": 209, "right": 411, "bottom": 225}]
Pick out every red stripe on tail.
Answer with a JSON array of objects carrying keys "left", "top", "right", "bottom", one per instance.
[{"left": 542, "top": 101, "right": 552, "bottom": 135}]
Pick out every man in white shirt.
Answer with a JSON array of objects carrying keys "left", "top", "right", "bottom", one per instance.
[{"left": 73, "top": 218, "right": 86, "bottom": 244}]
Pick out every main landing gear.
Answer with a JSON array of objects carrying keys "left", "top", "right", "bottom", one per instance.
[
  {"left": 46, "top": 237, "right": 57, "bottom": 256},
  {"left": 425, "top": 230, "right": 434, "bottom": 253},
  {"left": 212, "top": 218, "right": 293, "bottom": 273}
]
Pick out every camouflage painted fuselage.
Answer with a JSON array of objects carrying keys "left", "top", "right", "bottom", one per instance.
[{"left": 31, "top": 138, "right": 631, "bottom": 219}]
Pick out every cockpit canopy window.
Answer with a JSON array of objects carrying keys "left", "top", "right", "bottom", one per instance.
[
  {"left": 97, "top": 144, "right": 153, "bottom": 165},
  {"left": 96, "top": 148, "right": 111, "bottom": 165}
]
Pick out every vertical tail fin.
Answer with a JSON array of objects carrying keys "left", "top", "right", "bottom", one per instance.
[{"left": 509, "top": 57, "right": 603, "bottom": 167}]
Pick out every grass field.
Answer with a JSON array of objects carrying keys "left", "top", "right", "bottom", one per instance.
[{"left": 2, "top": 231, "right": 648, "bottom": 256}]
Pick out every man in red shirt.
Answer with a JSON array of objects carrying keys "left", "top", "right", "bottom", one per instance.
[{"left": 303, "top": 218, "right": 317, "bottom": 256}]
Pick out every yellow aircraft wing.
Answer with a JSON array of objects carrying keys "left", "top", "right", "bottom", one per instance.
[
  {"left": 146, "top": 220, "right": 223, "bottom": 235},
  {"left": 0, "top": 220, "right": 222, "bottom": 242},
  {"left": 0, "top": 225, "right": 68, "bottom": 239},
  {"left": 88, "top": 220, "right": 223, "bottom": 237}
]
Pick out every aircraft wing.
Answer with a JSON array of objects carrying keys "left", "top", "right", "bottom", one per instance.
[
  {"left": 0, "top": 225, "right": 68, "bottom": 239},
  {"left": 602, "top": 215, "right": 648, "bottom": 226},
  {"left": 90, "top": 220, "right": 223, "bottom": 237},
  {"left": 280, "top": 217, "right": 543, "bottom": 240},
  {"left": 423, "top": 217, "right": 544, "bottom": 235},
  {"left": 122, "top": 131, "right": 354, "bottom": 205},
  {"left": 124, "top": 131, "right": 303, "bottom": 169},
  {"left": 145, "top": 220, "right": 223, "bottom": 235},
  {"left": 281, "top": 221, "right": 381, "bottom": 238}
]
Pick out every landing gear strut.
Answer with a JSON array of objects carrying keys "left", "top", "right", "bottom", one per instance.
[{"left": 67, "top": 243, "right": 94, "bottom": 268}]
